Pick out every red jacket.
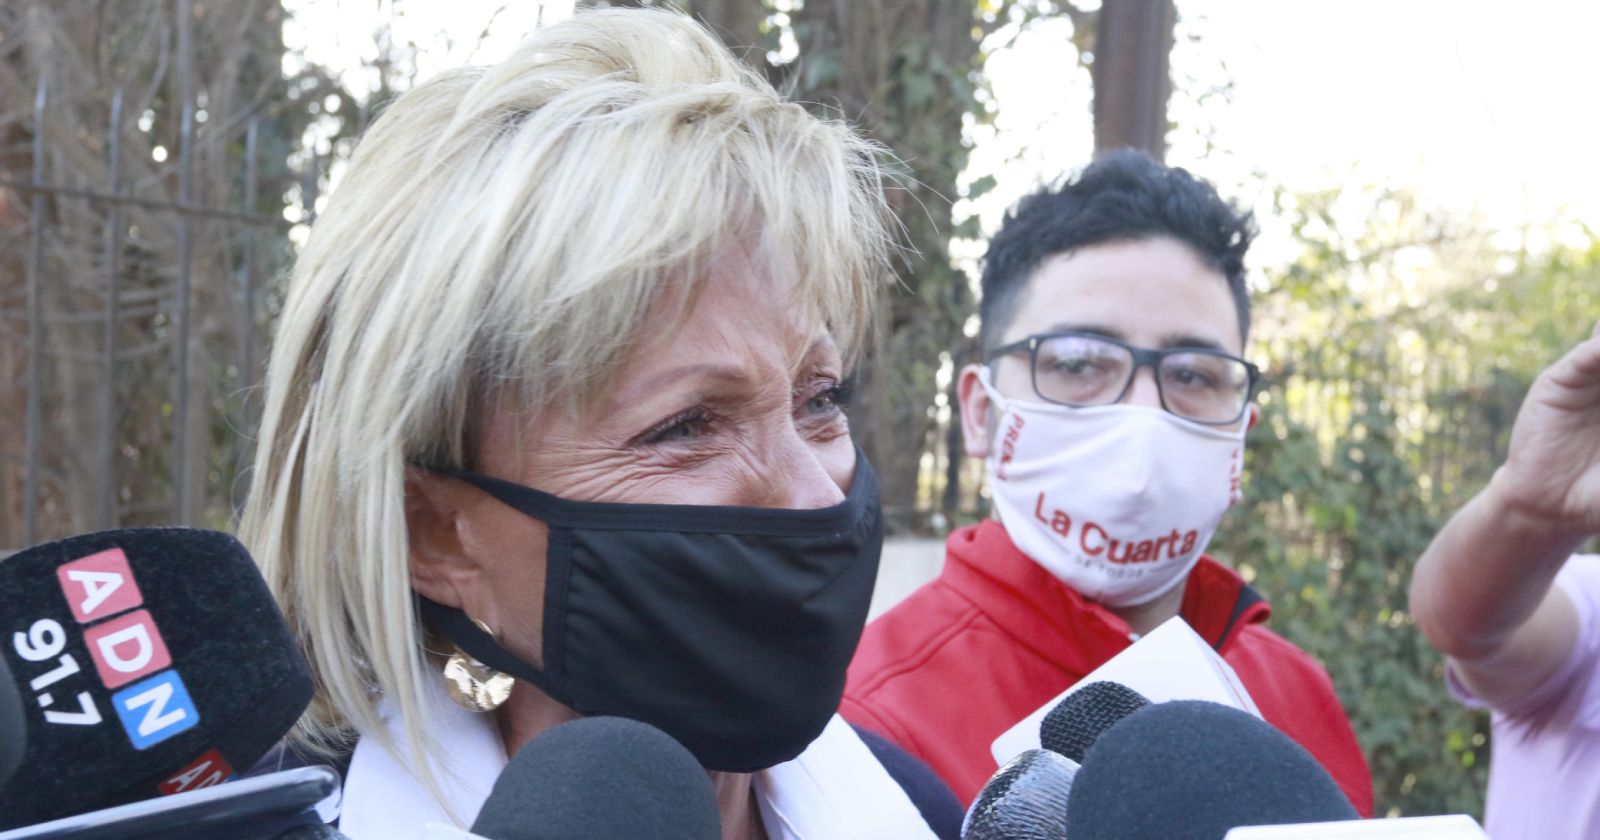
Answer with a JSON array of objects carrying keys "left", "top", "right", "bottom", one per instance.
[{"left": 842, "top": 520, "right": 1374, "bottom": 816}]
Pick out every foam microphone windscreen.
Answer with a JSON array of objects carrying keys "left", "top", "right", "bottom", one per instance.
[
  {"left": 471, "top": 716, "right": 719, "bottom": 840},
  {"left": 0, "top": 655, "right": 23, "bottom": 787},
  {"left": 1038, "top": 681, "right": 1151, "bottom": 763},
  {"left": 0, "top": 528, "right": 313, "bottom": 829},
  {"left": 1065, "top": 700, "right": 1359, "bottom": 840},
  {"left": 961, "top": 748, "right": 1075, "bottom": 840}
]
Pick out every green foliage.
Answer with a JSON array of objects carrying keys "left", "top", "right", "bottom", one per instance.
[{"left": 1213, "top": 186, "right": 1600, "bottom": 816}]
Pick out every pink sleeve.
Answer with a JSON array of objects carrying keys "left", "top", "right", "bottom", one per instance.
[{"left": 1446, "top": 554, "right": 1600, "bottom": 724}]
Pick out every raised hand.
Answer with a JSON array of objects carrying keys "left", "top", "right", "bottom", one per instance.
[
  {"left": 1410, "top": 323, "right": 1598, "bottom": 710},
  {"left": 1493, "top": 321, "right": 1600, "bottom": 539}
]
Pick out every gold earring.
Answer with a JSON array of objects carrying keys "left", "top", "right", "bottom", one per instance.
[{"left": 441, "top": 617, "right": 515, "bottom": 713}]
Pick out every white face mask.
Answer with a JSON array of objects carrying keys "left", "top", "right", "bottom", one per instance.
[{"left": 979, "top": 368, "right": 1247, "bottom": 607}]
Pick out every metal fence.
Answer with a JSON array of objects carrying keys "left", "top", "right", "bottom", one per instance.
[{"left": 0, "top": 0, "right": 327, "bottom": 548}]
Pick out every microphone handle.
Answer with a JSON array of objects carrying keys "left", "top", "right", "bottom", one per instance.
[{"left": 273, "top": 824, "right": 350, "bottom": 839}]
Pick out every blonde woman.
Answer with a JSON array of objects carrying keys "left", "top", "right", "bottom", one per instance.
[{"left": 238, "top": 8, "right": 959, "bottom": 840}]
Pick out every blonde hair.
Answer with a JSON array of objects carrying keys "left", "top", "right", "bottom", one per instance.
[{"left": 237, "top": 6, "right": 895, "bottom": 812}]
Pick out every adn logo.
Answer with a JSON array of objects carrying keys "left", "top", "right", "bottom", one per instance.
[
  {"left": 159, "top": 749, "right": 234, "bottom": 795},
  {"left": 49, "top": 546, "right": 200, "bottom": 751},
  {"left": 111, "top": 671, "right": 200, "bottom": 750},
  {"left": 83, "top": 609, "right": 173, "bottom": 690},
  {"left": 57, "top": 548, "right": 144, "bottom": 623}
]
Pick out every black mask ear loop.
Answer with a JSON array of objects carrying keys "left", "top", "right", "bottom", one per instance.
[
  {"left": 418, "top": 596, "right": 560, "bottom": 699},
  {"left": 410, "top": 462, "right": 574, "bottom": 704}
]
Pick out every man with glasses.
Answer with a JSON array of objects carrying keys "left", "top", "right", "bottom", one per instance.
[{"left": 841, "top": 151, "right": 1373, "bottom": 814}]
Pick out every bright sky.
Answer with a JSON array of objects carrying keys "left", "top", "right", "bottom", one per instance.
[
  {"left": 1180, "top": 0, "right": 1600, "bottom": 240},
  {"left": 283, "top": 0, "right": 1600, "bottom": 266}
]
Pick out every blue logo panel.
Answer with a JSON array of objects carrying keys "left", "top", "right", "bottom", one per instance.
[{"left": 111, "top": 670, "right": 200, "bottom": 750}]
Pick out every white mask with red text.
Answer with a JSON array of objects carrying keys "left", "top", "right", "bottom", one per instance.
[{"left": 979, "top": 368, "right": 1246, "bottom": 607}]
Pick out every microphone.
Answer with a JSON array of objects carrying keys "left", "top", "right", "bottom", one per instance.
[
  {"left": 960, "top": 749, "right": 1075, "bottom": 840},
  {"left": 0, "top": 528, "right": 314, "bottom": 829},
  {"left": 990, "top": 617, "right": 1261, "bottom": 767},
  {"left": 961, "top": 681, "right": 1144, "bottom": 839},
  {"left": 470, "top": 716, "right": 719, "bottom": 840},
  {"left": 1065, "top": 700, "right": 1358, "bottom": 840},
  {"left": 1038, "top": 680, "right": 1150, "bottom": 763},
  {"left": 0, "top": 765, "right": 341, "bottom": 840},
  {"left": 272, "top": 826, "right": 350, "bottom": 840},
  {"left": 0, "top": 655, "right": 24, "bottom": 787}
]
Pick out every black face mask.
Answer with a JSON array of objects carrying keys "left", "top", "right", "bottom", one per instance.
[{"left": 417, "top": 450, "right": 883, "bottom": 773}]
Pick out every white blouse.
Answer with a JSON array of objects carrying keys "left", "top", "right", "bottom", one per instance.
[{"left": 337, "top": 681, "right": 940, "bottom": 840}]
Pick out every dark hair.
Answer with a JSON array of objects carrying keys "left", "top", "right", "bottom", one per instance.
[{"left": 978, "top": 149, "right": 1257, "bottom": 351}]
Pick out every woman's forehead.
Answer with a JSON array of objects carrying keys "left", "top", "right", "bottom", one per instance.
[
  {"left": 613, "top": 276, "right": 839, "bottom": 397},
  {"left": 498, "top": 269, "right": 841, "bottom": 428}
]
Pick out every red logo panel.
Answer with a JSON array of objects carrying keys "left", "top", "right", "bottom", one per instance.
[
  {"left": 83, "top": 609, "right": 172, "bottom": 689},
  {"left": 159, "top": 749, "right": 234, "bottom": 795},
  {"left": 57, "top": 547, "right": 144, "bottom": 624}
]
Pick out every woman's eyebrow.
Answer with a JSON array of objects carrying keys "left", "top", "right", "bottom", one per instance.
[
  {"left": 795, "top": 336, "right": 837, "bottom": 365},
  {"left": 614, "top": 363, "right": 755, "bottom": 407}
]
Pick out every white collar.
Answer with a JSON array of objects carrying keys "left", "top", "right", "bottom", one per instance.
[
  {"left": 339, "top": 682, "right": 938, "bottom": 840},
  {"left": 754, "top": 715, "right": 938, "bottom": 840}
]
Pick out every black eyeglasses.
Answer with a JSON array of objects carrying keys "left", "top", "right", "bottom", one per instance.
[{"left": 985, "top": 332, "right": 1261, "bottom": 425}]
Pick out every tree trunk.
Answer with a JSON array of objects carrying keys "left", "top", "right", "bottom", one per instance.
[
  {"left": 1091, "top": 0, "right": 1175, "bottom": 159},
  {"left": 685, "top": 0, "right": 766, "bottom": 57},
  {"left": 773, "top": 0, "right": 991, "bottom": 532}
]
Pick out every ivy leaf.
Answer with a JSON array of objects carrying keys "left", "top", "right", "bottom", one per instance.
[
  {"left": 966, "top": 174, "right": 998, "bottom": 199},
  {"left": 801, "top": 53, "right": 840, "bottom": 92}
]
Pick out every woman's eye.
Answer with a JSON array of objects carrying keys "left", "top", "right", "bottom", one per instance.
[
  {"left": 642, "top": 409, "right": 713, "bottom": 445},
  {"left": 799, "top": 382, "right": 853, "bottom": 416},
  {"left": 652, "top": 422, "right": 702, "bottom": 441},
  {"left": 804, "top": 393, "right": 837, "bottom": 414}
]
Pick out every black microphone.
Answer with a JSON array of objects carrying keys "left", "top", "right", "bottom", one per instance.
[
  {"left": 1065, "top": 700, "right": 1359, "bottom": 840},
  {"left": 0, "top": 765, "right": 340, "bottom": 840},
  {"left": 961, "top": 681, "right": 1145, "bottom": 839},
  {"left": 0, "top": 528, "right": 314, "bottom": 829},
  {"left": 1038, "top": 681, "right": 1150, "bottom": 763},
  {"left": 470, "top": 716, "right": 719, "bottom": 840},
  {"left": 961, "top": 749, "right": 1076, "bottom": 840},
  {"left": 271, "top": 826, "right": 348, "bottom": 839},
  {"left": 0, "top": 655, "right": 24, "bottom": 788}
]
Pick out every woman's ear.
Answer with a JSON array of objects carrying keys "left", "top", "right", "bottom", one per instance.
[
  {"left": 405, "top": 468, "right": 478, "bottom": 608},
  {"left": 1246, "top": 402, "right": 1261, "bottom": 432},
  {"left": 957, "top": 364, "right": 995, "bottom": 459}
]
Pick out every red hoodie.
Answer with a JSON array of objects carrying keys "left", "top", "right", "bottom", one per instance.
[{"left": 842, "top": 520, "right": 1374, "bottom": 816}]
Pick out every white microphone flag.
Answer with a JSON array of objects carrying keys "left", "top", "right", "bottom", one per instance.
[{"left": 989, "top": 616, "right": 1261, "bottom": 767}]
